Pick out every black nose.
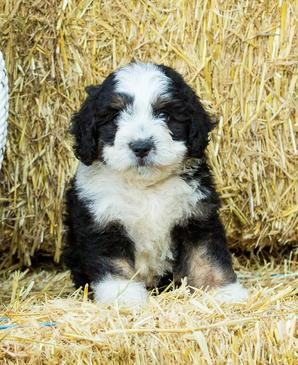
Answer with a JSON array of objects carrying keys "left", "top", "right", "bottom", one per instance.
[{"left": 129, "top": 139, "right": 154, "bottom": 158}]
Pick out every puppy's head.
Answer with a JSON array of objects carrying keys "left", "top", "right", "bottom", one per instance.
[{"left": 71, "top": 63, "right": 214, "bottom": 174}]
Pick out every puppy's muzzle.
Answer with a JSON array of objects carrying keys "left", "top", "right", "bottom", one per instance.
[{"left": 129, "top": 139, "right": 154, "bottom": 158}]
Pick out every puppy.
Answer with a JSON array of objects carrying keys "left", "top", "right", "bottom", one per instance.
[{"left": 63, "top": 62, "right": 247, "bottom": 307}]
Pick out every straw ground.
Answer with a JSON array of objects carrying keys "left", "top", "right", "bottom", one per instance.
[{"left": 0, "top": 254, "right": 297, "bottom": 364}]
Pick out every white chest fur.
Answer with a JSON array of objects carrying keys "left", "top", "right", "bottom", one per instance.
[{"left": 76, "top": 163, "right": 204, "bottom": 285}]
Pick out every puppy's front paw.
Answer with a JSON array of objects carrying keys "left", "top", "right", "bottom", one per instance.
[
  {"left": 93, "top": 276, "right": 148, "bottom": 308},
  {"left": 213, "top": 281, "right": 248, "bottom": 303}
]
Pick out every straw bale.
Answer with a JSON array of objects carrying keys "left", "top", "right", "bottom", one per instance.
[
  {"left": 0, "top": 0, "right": 297, "bottom": 265},
  {"left": 0, "top": 256, "right": 297, "bottom": 364}
]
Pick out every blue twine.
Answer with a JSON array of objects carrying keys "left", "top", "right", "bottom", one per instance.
[
  {"left": 0, "top": 317, "right": 57, "bottom": 330},
  {"left": 0, "top": 324, "right": 18, "bottom": 330}
]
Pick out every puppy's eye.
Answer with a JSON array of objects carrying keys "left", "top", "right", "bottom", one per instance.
[
  {"left": 154, "top": 111, "right": 169, "bottom": 120},
  {"left": 97, "top": 110, "right": 119, "bottom": 127}
]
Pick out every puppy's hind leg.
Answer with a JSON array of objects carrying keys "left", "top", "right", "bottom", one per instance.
[{"left": 173, "top": 217, "right": 248, "bottom": 303}]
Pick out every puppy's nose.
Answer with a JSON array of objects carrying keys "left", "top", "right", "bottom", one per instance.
[{"left": 129, "top": 139, "right": 153, "bottom": 158}]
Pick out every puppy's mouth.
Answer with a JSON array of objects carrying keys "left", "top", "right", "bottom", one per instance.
[
  {"left": 133, "top": 156, "right": 162, "bottom": 174},
  {"left": 136, "top": 157, "right": 150, "bottom": 167},
  {"left": 134, "top": 154, "right": 175, "bottom": 170}
]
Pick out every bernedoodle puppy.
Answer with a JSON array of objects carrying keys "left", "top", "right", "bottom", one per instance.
[{"left": 63, "top": 62, "right": 247, "bottom": 307}]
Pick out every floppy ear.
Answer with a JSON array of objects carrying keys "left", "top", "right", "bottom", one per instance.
[
  {"left": 188, "top": 96, "right": 215, "bottom": 158},
  {"left": 156, "top": 64, "right": 215, "bottom": 158},
  {"left": 71, "top": 86, "right": 101, "bottom": 166}
]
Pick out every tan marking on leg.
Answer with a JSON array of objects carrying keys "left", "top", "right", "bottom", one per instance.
[
  {"left": 187, "top": 247, "right": 234, "bottom": 289},
  {"left": 112, "top": 258, "right": 135, "bottom": 279}
]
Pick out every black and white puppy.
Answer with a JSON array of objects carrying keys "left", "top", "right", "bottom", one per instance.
[{"left": 63, "top": 62, "right": 247, "bottom": 307}]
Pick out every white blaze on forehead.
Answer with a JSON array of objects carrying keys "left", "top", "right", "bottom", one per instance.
[{"left": 115, "top": 63, "right": 170, "bottom": 109}]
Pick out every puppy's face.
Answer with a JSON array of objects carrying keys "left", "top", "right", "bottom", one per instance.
[{"left": 72, "top": 63, "right": 213, "bottom": 175}]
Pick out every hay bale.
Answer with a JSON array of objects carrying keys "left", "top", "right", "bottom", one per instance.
[{"left": 0, "top": 0, "right": 297, "bottom": 266}]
